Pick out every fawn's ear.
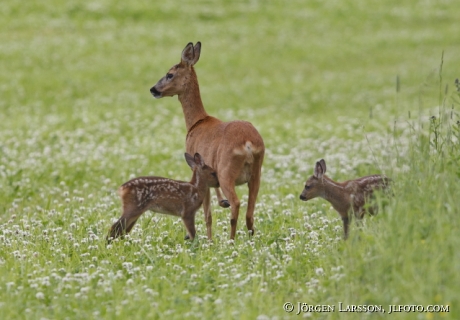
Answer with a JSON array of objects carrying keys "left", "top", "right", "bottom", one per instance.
[
  {"left": 185, "top": 153, "right": 196, "bottom": 169},
  {"left": 314, "top": 159, "right": 326, "bottom": 179},
  {"left": 319, "top": 159, "right": 326, "bottom": 174},
  {"left": 181, "top": 42, "right": 201, "bottom": 67},
  {"left": 194, "top": 153, "right": 205, "bottom": 167}
]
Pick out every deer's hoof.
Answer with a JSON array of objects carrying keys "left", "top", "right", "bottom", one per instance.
[
  {"left": 219, "top": 200, "right": 231, "bottom": 208},
  {"left": 184, "top": 234, "right": 190, "bottom": 240}
]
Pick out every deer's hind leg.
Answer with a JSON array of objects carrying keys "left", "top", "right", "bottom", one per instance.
[
  {"left": 246, "top": 153, "right": 263, "bottom": 236},
  {"left": 218, "top": 156, "right": 248, "bottom": 240},
  {"left": 220, "top": 180, "right": 240, "bottom": 240},
  {"left": 107, "top": 203, "right": 146, "bottom": 242}
]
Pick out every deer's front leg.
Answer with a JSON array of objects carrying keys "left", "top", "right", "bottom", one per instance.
[
  {"left": 182, "top": 210, "right": 197, "bottom": 241},
  {"left": 342, "top": 215, "right": 350, "bottom": 240},
  {"left": 215, "top": 187, "right": 230, "bottom": 208}
]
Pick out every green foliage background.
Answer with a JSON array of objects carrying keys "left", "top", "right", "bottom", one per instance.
[{"left": 1, "top": 0, "right": 459, "bottom": 319}]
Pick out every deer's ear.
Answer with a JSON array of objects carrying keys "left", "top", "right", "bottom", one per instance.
[
  {"left": 194, "top": 153, "right": 205, "bottom": 167},
  {"left": 181, "top": 42, "right": 200, "bottom": 67},
  {"left": 314, "top": 160, "right": 325, "bottom": 179},
  {"left": 319, "top": 159, "right": 326, "bottom": 174},
  {"left": 185, "top": 153, "right": 196, "bottom": 169},
  {"left": 181, "top": 42, "right": 195, "bottom": 66},
  {"left": 191, "top": 42, "right": 201, "bottom": 65}
]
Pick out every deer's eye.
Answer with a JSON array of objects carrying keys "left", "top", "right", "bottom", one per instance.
[
  {"left": 166, "top": 73, "right": 174, "bottom": 79},
  {"left": 305, "top": 185, "right": 310, "bottom": 190}
]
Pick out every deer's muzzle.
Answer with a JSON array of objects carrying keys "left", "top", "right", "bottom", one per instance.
[{"left": 150, "top": 86, "right": 162, "bottom": 99}]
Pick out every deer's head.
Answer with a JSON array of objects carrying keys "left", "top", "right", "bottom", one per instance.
[
  {"left": 185, "top": 152, "right": 219, "bottom": 188},
  {"left": 300, "top": 159, "right": 327, "bottom": 201},
  {"left": 150, "top": 42, "right": 201, "bottom": 98}
]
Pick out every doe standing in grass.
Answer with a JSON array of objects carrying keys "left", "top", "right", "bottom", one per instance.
[
  {"left": 107, "top": 153, "right": 219, "bottom": 242},
  {"left": 150, "top": 42, "right": 265, "bottom": 240},
  {"left": 299, "top": 159, "right": 390, "bottom": 239}
]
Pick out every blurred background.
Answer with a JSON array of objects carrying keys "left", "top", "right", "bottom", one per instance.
[{"left": 1, "top": 1, "right": 459, "bottom": 318}]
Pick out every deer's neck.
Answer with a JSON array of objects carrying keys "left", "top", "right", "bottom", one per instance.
[
  {"left": 190, "top": 170, "right": 208, "bottom": 199},
  {"left": 322, "top": 176, "right": 350, "bottom": 211},
  {"left": 178, "top": 68, "right": 209, "bottom": 132}
]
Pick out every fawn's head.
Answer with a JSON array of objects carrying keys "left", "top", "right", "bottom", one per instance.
[
  {"left": 185, "top": 152, "right": 219, "bottom": 188},
  {"left": 299, "top": 159, "right": 327, "bottom": 201},
  {"left": 150, "top": 42, "right": 201, "bottom": 99}
]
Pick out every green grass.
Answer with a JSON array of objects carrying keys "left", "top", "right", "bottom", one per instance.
[{"left": 1, "top": 0, "right": 460, "bottom": 319}]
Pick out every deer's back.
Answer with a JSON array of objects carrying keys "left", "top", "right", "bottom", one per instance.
[
  {"left": 119, "top": 177, "right": 197, "bottom": 216},
  {"left": 186, "top": 116, "right": 265, "bottom": 171},
  {"left": 344, "top": 174, "right": 389, "bottom": 215},
  {"left": 354, "top": 175, "right": 389, "bottom": 192}
]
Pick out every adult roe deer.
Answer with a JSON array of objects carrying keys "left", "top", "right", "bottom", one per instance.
[
  {"left": 107, "top": 153, "right": 219, "bottom": 242},
  {"left": 299, "top": 159, "right": 390, "bottom": 239},
  {"left": 150, "top": 42, "right": 265, "bottom": 240}
]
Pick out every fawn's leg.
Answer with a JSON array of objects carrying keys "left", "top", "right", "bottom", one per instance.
[
  {"left": 182, "top": 210, "right": 197, "bottom": 240},
  {"left": 182, "top": 194, "right": 208, "bottom": 240},
  {"left": 342, "top": 215, "right": 350, "bottom": 240},
  {"left": 185, "top": 190, "right": 212, "bottom": 240},
  {"left": 108, "top": 205, "right": 145, "bottom": 241},
  {"left": 203, "top": 188, "right": 213, "bottom": 240}
]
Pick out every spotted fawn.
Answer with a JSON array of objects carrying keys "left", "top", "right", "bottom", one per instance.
[
  {"left": 300, "top": 159, "right": 390, "bottom": 239},
  {"left": 107, "top": 153, "right": 219, "bottom": 242}
]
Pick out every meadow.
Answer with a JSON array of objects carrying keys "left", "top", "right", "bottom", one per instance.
[{"left": 1, "top": 0, "right": 459, "bottom": 319}]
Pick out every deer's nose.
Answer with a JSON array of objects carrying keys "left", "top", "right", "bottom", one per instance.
[
  {"left": 150, "top": 86, "right": 162, "bottom": 98},
  {"left": 299, "top": 194, "right": 306, "bottom": 201}
]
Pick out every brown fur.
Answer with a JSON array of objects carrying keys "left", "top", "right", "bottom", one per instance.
[
  {"left": 150, "top": 42, "right": 265, "bottom": 240},
  {"left": 299, "top": 159, "right": 390, "bottom": 239},
  {"left": 107, "top": 153, "right": 219, "bottom": 242}
]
